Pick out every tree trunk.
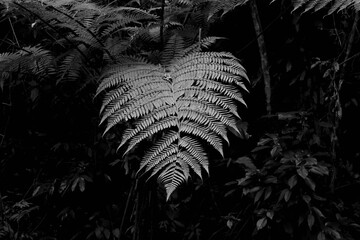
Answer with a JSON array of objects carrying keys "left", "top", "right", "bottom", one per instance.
[{"left": 250, "top": 0, "right": 272, "bottom": 114}]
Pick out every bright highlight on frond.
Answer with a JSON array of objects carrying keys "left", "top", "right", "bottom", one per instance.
[
  {"left": 97, "top": 48, "right": 248, "bottom": 200},
  {"left": 280, "top": 0, "right": 360, "bottom": 14}
]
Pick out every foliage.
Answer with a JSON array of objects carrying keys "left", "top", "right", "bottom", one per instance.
[
  {"left": 1, "top": 0, "right": 360, "bottom": 239},
  {"left": 96, "top": 43, "right": 249, "bottom": 199},
  {"left": 223, "top": 113, "right": 360, "bottom": 240},
  {"left": 273, "top": 0, "right": 360, "bottom": 14}
]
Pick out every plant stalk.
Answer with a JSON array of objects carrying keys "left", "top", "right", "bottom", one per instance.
[{"left": 250, "top": 0, "right": 271, "bottom": 114}]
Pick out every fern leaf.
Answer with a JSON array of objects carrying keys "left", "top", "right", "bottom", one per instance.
[
  {"left": 178, "top": 109, "right": 229, "bottom": 143},
  {"left": 98, "top": 49, "right": 248, "bottom": 199},
  {"left": 179, "top": 136, "right": 208, "bottom": 173},
  {"left": 0, "top": 45, "right": 55, "bottom": 78},
  {"left": 179, "top": 120, "right": 224, "bottom": 156},
  {"left": 139, "top": 131, "right": 179, "bottom": 172},
  {"left": 158, "top": 162, "right": 187, "bottom": 200},
  {"left": 289, "top": 0, "right": 360, "bottom": 14},
  {"left": 123, "top": 117, "right": 178, "bottom": 154},
  {"left": 120, "top": 105, "right": 177, "bottom": 147}
]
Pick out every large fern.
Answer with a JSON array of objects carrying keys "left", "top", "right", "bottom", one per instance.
[{"left": 96, "top": 42, "right": 248, "bottom": 200}]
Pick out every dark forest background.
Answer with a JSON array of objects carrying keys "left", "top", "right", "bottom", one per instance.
[{"left": 1, "top": 0, "right": 360, "bottom": 239}]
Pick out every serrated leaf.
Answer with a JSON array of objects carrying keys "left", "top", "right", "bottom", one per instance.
[
  {"left": 303, "top": 194, "right": 311, "bottom": 204},
  {"left": 226, "top": 220, "right": 233, "bottom": 229},
  {"left": 79, "top": 177, "right": 85, "bottom": 192},
  {"left": 284, "top": 189, "right": 291, "bottom": 202},
  {"left": 297, "top": 166, "right": 308, "bottom": 179},
  {"left": 254, "top": 188, "right": 264, "bottom": 203},
  {"left": 32, "top": 186, "right": 41, "bottom": 197},
  {"left": 278, "top": 189, "right": 287, "bottom": 203},
  {"left": 266, "top": 211, "right": 274, "bottom": 220},
  {"left": 304, "top": 177, "right": 316, "bottom": 191},
  {"left": 264, "top": 186, "right": 272, "bottom": 200},
  {"left": 312, "top": 206, "right": 325, "bottom": 218},
  {"left": 71, "top": 178, "right": 79, "bottom": 192},
  {"left": 104, "top": 229, "right": 110, "bottom": 239},
  {"left": 328, "top": 228, "right": 341, "bottom": 239},
  {"left": 256, "top": 217, "right": 267, "bottom": 230},
  {"left": 317, "top": 231, "right": 325, "bottom": 240},
  {"left": 307, "top": 213, "right": 315, "bottom": 230},
  {"left": 113, "top": 228, "right": 120, "bottom": 238},
  {"left": 288, "top": 174, "right": 298, "bottom": 189},
  {"left": 264, "top": 175, "right": 277, "bottom": 184},
  {"left": 235, "top": 156, "right": 256, "bottom": 170},
  {"left": 298, "top": 215, "right": 305, "bottom": 226}
]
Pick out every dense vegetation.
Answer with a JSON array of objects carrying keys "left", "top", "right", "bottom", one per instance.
[{"left": 1, "top": 0, "right": 360, "bottom": 239}]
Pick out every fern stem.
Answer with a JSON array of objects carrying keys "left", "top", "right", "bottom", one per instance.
[
  {"left": 0, "top": 191, "right": 4, "bottom": 224},
  {"left": 340, "top": 11, "right": 359, "bottom": 81},
  {"left": 330, "top": 11, "right": 359, "bottom": 192},
  {"left": 250, "top": 0, "right": 271, "bottom": 114},
  {"left": 45, "top": 5, "right": 116, "bottom": 62},
  {"left": 8, "top": 18, "right": 20, "bottom": 48},
  {"left": 119, "top": 179, "right": 137, "bottom": 240},
  {"left": 160, "top": 0, "right": 165, "bottom": 48}
]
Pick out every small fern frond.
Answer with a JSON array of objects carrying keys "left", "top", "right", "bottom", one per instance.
[
  {"left": 291, "top": 0, "right": 360, "bottom": 14},
  {"left": 0, "top": 45, "right": 55, "bottom": 78},
  {"left": 157, "top": 161, "right": 187, "bottom": 199},
  {"left": 179, "top": 109, "right": 228, "bottom": 143},
  {"left": 120, "top": 105, "right": 177, "bottom": 147},
  {"left": 205, "top": 0, "right": 249, "bottom": 21},
  {"left": 161, "top": 33, "right": 186, "bottom": 67},
  {"left": 139, "top": 130, "right": 179, "bottom": 172},
  {"left": 181, "top": 36, "right": 224, "bottom": 56},
  {"left": 58, "top": 48, "right": 86, "bottom": 82},
  {"left": 179, "top": 120, "right": 224, "bottom": 156},
  {"left": 97, "top": 48, "right": 248, "bottom": 200},
  {"left": 179, "top": 136, "right": 208, "bottom": 172},
  {"left": 123, "top": 116, "right": 178, "bottom": 154}
]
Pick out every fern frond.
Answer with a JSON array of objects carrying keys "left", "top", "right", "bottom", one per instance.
[
  {"left": 124, "top": 116, "right": 178, "bottom": 154},
  {"left": 98, "top": 49, "right": 248, "bottom": 200},
  {"left": 181, "top": 36, "right": 224, "bottom": 56},
  {"left": 58, "top": 47, "right": 86, "bottom": 82},
  {"left": 120, "top": 105, "right": 177, "bottom": 147},
  {"left": 205, "top": 0, "right": 249, "bottom": 21},
  {"left": 0, "top": 45, "right": 55, "bottom": 78},
  {"left": 157, "top": 161, "right": 187, "bottom": 199},
  {"left": 179, "top": 136, "right": 208, "bottom": 172},
  {"left": 291, "top": 0, "right": 360, "bottom": 14},
  {"left": 139, "top": 130, "right": 179, "bottom": 172},
  {"left": 161, "top": 33, "right": 186, "bottom": 66}
]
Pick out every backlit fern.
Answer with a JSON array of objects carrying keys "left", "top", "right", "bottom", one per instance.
[
  {"left": 287, "top": 0, "right": 360, "bottom": 14},
  {"left": 96, "top": 42, "right": 249, "bottom": 199}
]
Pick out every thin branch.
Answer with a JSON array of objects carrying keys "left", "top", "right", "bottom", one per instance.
[
  {"left": 160, "top": 0, "right": 165, "bottom": 48},
  {"left": 339, "top": 11, "right": 359, "bottom": 84},
  {"left": 0, "top": 191, "right": 4, "bottom": 224},
  {"left": 249, "top": 0, "right": 271, "bottom": 114},
  {"left": 119, "top": 179, "right": 137, "bottom": 240},
  {"left": 8, "top": 18, "right": 20, "bottom": 48},
  {"left": 330, "top": 11, "right": 359, "bottom": 192}
]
